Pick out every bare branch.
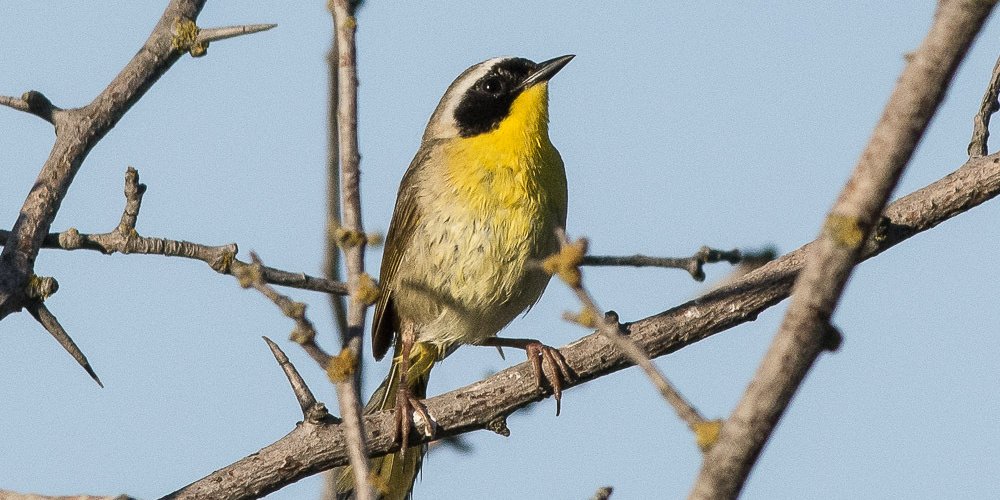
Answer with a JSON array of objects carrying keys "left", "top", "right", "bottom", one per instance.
[
  {"left": 196, "top": 23, "right": 277, "bottom": 45},
  {"left": 328, "top": 0, "right": 374, "bottom": 497},
  {"left": 164, "top": 145, "right": 1000, "bottom": 500},
  {"left": 236, "top": 253, "right": 333, "bottom": 369},
  {"left": 0, "top": 0, "right": 273, "bottom": 321},
  {"left": 705, "top": 247, "right": 778, "bottom": 292},
  {"left": 0, "top": 91, "right": 59, "bottom": 123},
  {"left": 549, "top": 232, "right": 709, "bottom": 433},
  {"left": 25, "top": 301, "right": 102, "bottom": 388},
  {"left": 590, "top": 487, "right": 614, "bottom": 500},
  {"left": 263, "top": 336, "right": 335, "bottom": 424},
  {"left": 0, "top": 167, "right": 349, "bottom": 297},
  {"left": 323, "top": 11, "right": 349, "bottom": 346},
  {"left": 0, "top": 491, "right": 136, "bottom": 500},
  {"left": 969, "top": 54, "right": 1000, "bottom": 157},
  {"left": 692, "top": 2, "right": 995, "bottom": 498},
  {"left": 582, "top": 246, "right": 742, "bottom": 281}
]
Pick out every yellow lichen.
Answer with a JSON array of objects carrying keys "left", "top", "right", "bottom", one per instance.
[
  {"left": 289, "top": 325, "right": 314, "bottom": 345},
  {"left": 343, "top": 15, "right": 357, "bottom": 31},
  {"left": 366, "top": 231, "right": 384, "bottom": 247},
  {"left": 692, "top": 419, "right": 723, "bottom": 452},
  {"left": 542, "top": 238, "right": 587, "bottom": 288},
  {"left": 171, "top": 18, "right": 207, "bottom": 57},
  {"left": 572, "top": 306, "right": 599, "bottom": 329},
  {"left": 354, "top": 273, "right": 380, "bottom": 305},
  {"left": 825, "top": 214, "right": 864, "bottom": 248},
  {"left": 335, "top": 227, "right": 367, "bottom": 248},
  {"left": 215, "top": 249, "right": 236, "bottom": 274},
  {"left": 235, "top": 262, "right": 262, "bottom": 288},
  {"left": 326, "top": 347, "right": 357, "bottom": 383}
]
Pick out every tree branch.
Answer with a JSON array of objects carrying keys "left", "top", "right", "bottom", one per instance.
[
  {"left": 25, "top": 301, "right": 102, "bottom": 387},
  {"left": 582, "top": 246, "right": 742, "bottom": 281},
  {"left": 327, "top": 0, "right": 373, "bottom": 497},
  {"left": 0, "top": 0, "right": 274, "bottom": 332},
  {"left": 548, "top": 232, "right": 710, "bottom": 434},
  {"left": 163, "top": 147, "right": 1000, "bottom": 499},
  {"left": 263, "top": 336, "right": 336, "bottom": 425},
  {"left": 691, "top": 2, "right": 995, "bottom": 498},
  {"left": 0, "top": 491, "right": 135, "bottom": 500},
  {"left": 0, "top": 167, "right": 349, "bottom": 297},
  {"left": 968, "top": 54, "right": 1000, "bottom": 157},
  {"left": 236, "top": 253, "right": 334, "bottom": 369},
  {"left": 0, "top": 91, "right": 60, "bottom": 123}
]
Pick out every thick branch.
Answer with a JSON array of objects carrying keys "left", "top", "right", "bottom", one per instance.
[
  {"left": 691, "top": 1, "right": 995, "bottom": 498},
  {"left": 164, "top": 149, "right": 1000, "bottom": 499}
]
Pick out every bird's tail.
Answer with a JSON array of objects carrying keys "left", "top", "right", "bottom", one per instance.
[{"left": 334, "top": 342, "right": 438, "bottom": 500}]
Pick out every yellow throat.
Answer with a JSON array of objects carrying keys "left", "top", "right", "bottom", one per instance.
[{"left": 444, "top": 83, "right": 566, "bottom": 213}]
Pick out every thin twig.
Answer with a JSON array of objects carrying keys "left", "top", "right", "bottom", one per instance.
[
  {"left": 263, "top": 336, "right": 335, "bottom": 424},
  {"left": 0, "top": 167, "right": 349, "bottom": 297},
  {"left": 163, "top": 148, "right": 1000, "bottom": 499},
  {"left": 25, "top": 301, "right": 102, "bottom": 387},
  {"left": 0, "top": 491, "right": 136, "bottom": 500},
  {"left": 590, "top": 486, "right": 614, "bottom": 500},
  {"left": 968, "top": 53, "right": 1000, "bottom": 157},
  {"left": 237, "top": 253, "right": 333, "bottom": 369},
  {"left": 582, "top": 246, "right": 741, "bottom": 281},
  {"left": 550, "top": 231, "right": 708, "bottom": 431},
  {"left": 328, "top": 1, "right": 373, "bottom": 497},
  {"left": 320, "top": 12, "right": 349, "bottom": 500},
  {"left": 705, "top": 247, "right": 778, "bottom": 292},
  {"left": 691, "top": 2, "right": 995, "bottom": 498},
  {"left": 323, "top": 12, "right": 349, "bottom": 343},
  {"left": 196, "top": 23, "right": 277, "bottom": 45},
  {"left": 0, "top": 91, "right": 58, "bottom": 123}
]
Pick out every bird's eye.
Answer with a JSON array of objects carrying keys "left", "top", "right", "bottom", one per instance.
[{"left": 480, "top": 76, "right": 504, "bottom": 95}]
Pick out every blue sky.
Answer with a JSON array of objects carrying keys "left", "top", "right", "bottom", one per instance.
[{"left": 2, "top": 2, "right": 999, "bottom": 499}]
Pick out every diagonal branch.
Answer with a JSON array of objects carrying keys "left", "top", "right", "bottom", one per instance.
[
  {"left": 691, "top": 1, "right": 996, "bottom": 498},
  {"left": 163, "top": 147, "right": 1000, "bottom": 499}
]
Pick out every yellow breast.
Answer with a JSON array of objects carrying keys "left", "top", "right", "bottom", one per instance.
[{"left": 398, "top": 83, "right": 567, "bottom": 347}]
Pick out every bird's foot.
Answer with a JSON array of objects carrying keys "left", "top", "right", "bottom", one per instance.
[
  {"left": 522, "top": 341, "right": 574, "bottom": 416},
  {"left": 394, "top": 385, "right": 436, "bottom": 457}
]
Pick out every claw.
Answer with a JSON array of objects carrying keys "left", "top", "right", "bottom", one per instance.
[
  {"left": 394, "top": 386, "right": 435, "bottom": 459},
  {"left": 524, "top": 341, "right": 574, "bottom": 416}
]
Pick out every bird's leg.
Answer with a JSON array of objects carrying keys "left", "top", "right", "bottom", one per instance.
[
  {"left": 395, "top": 323, "right": 434, "bottom": 456},
  {"left": 479, "top": 337, "right": 574, "bottom": 415}
]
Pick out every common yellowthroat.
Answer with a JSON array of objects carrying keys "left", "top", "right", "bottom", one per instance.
[{"left": 336, "top": 54, "right": 574, "bottom": 500}]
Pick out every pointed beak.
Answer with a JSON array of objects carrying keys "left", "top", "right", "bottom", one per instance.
[{"left": 518, "top": 54, "right": 575, "bottom": 91}]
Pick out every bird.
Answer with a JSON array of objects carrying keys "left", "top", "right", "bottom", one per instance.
[{"left": 335, "top": 54, "right": 575, "bottom": 500}]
